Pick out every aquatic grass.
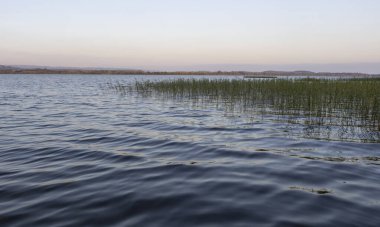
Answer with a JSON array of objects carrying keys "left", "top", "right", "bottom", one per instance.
[{"left": 108, "top": 78, "right": 380, "bottom": 142}]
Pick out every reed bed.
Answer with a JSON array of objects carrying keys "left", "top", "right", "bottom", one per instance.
[{"left": 108, "top": 78, "right": 380, "bottom": 142}]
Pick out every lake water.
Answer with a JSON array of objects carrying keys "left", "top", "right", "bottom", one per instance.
[{"left": 1, "top": 74, "right": 380, "bottom": 226}]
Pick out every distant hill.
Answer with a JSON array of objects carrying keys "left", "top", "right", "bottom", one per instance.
[
  {"left": 1, "top": 65, "right": 379, "bottom": 77},
  {"left": 0, "top": 65, "right": 19, "bottom": 70},
  {"left": 9, "top": 65, "right": 139, "bottom": 71}
]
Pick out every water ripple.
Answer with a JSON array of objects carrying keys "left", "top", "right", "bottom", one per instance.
[{"left": 0, "top": 75, "right": 380, "bottom": 226}]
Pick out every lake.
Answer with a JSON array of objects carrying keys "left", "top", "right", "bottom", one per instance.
[{"left": 1, "top": 74, "right": 380, "bottom": 226}]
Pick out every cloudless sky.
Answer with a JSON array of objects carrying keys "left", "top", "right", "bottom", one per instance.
[{"left": 1, "top": 0, "right": 380, "bottom": 72}]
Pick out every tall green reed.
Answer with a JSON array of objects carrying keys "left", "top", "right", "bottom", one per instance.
[{"left": 108, "top": 78, "right": 380, "bottom": 142}]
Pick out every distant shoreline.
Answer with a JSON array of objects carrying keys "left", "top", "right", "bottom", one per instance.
[{"left": 1, "top": 68, "right": 380, "bottom": 77}]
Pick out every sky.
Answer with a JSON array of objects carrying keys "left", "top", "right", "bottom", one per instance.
[{"left": 1, "top": 0, "right": 380, "bottom": 72}]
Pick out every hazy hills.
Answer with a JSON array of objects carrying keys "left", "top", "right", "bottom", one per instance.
[{"left": 1, "top": 65, "right": 379, "bottom": 77}]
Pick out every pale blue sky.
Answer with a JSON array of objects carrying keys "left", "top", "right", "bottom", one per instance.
[{"left": 1, "top": 0, "right": 380, "bottom": 72}]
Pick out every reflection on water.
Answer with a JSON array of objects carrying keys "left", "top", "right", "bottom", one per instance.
[
  {"left": 107, "top": 78, "right": 380, "bottom": 143},
  {"left": 1, "top": 75, "right": 380, "bottom": 226},
  {"left": 289, "top": 186, "right": 332, "bottom": 195}
]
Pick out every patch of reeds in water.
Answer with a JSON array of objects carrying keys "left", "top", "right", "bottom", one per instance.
[{"left": 108, "top": 78, "right": 380, "bottom": 142}]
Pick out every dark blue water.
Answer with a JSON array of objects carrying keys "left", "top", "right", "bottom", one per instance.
[{"left": 1, "top": 74, "right": 380, "bottom": 227}]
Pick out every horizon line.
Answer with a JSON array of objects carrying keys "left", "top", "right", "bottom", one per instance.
[{"left": 2, "top": 62, "right": 380, "bottom": 74}]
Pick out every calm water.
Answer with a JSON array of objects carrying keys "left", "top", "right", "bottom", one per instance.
[{"left": 1, "top": 74, "right": 380, "bottom": 227}]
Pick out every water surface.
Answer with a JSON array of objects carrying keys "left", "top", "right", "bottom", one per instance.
[{"left": 1, "top": 74, "right": 380, "bottom": 226}]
